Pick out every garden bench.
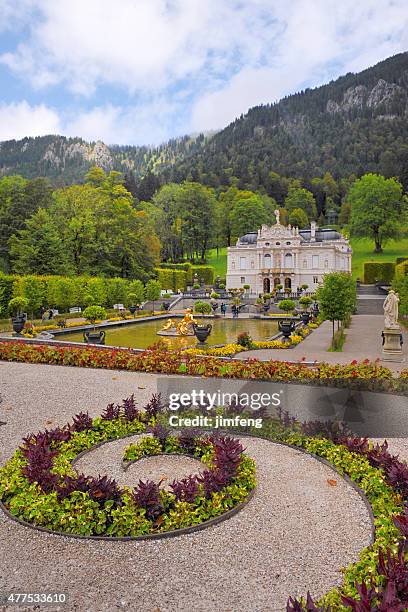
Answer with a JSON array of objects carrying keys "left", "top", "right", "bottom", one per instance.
[
  {"left": 69, "top": 307, "right": 82, "bottom": 314},
  {"left": 113, "top": 304, "right": 126, "bottom": 311}
]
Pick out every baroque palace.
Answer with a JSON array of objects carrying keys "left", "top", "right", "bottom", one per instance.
[{"left": 226, "top": 210, "right": 352, "bottom": 294}]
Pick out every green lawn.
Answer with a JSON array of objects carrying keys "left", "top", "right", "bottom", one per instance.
[
  {"left": 207, "top": 247, "right": 227, "bottom": 279},
  {"left": 350, "top": 237, "right": 408, "bottom": 280},
  {"left": 207, "top": 237, "right": 408, "bottom": 281}
]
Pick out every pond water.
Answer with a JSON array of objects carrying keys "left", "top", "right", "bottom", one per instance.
[{"left": 61, "top": 317, "right": 279, "bottom": 350}]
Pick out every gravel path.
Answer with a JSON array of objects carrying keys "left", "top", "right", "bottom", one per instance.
[{"left": 236, "top": 315, "right": 407, "bottom": 373}]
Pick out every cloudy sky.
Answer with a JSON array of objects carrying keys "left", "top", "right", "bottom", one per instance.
[{"left": 0, "top": 0, "right": 407, "bottom": 145}]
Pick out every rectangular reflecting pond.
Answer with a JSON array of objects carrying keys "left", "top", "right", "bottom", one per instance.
[{"left": 60, "top": 317, "right": 279, "bottom": 350}]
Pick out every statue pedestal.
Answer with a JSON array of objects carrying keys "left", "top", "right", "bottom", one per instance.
[{"left": 381, "top": 327, "right": 404, "bottom": 362}]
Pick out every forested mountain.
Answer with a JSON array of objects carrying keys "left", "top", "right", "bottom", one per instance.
[
  {"left": 1, "top": 52, "right": 408, "bottom": 192},
  {"left": 0, "top": 133, "right": 210, "bottom": 187},
  {"left": 164, "top": 52, "right": 408, "bottom": 191}
]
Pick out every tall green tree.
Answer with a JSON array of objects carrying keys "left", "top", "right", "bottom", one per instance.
[
  {"left": 288, "top": 207, "right": 309, "bottom": 228},
  {"left": 229, "top": 193, "right": 268, "bottom": 236},
  {"left": 284, "top": 187, "right": 317, "bottom": 220},
  {"left": 9, "top": 208, "right": 70, "bottom": 275},
  {"left": 150, "top": 183, "right": 184, "bottom": 261},
  {"left": 316, "top": 272, "right": 356, "bottom": 340},
  {"left": 349, "top": 173, "right": 405, "bottom": 253},
  {"left": 178, "top": 182, "right": 216, "bottom": 261}
]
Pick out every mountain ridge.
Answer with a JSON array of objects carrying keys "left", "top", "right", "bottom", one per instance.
[{"left": 1, "top": 52, "right": 408, "bottom": 189}]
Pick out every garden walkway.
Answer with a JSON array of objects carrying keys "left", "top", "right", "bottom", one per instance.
[
  {"left": 0, "top": 361, "right": 374, "bottom": 611},
  {"left": 236, "top": 315, "right": 407, "bottom": 373}
]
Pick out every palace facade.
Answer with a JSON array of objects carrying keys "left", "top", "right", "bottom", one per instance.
[{"left": 226, "top": 211, "right": 352, "bottom": 295}]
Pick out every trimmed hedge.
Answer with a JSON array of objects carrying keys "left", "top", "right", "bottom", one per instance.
[
  {"left": 395, "top": 261, "right": 408, "bottom": 278},
  {"left": 0, "top": 273, "right": 149, "bottom": 317},
  {"left": 396, "top": 257, "right": 408, "bottom": 265},
  {"left": 159, "top": 262, "right": 192, "bottom": 272},
  {"left": 363, "top": 262, "right": 395, "bottom": 284},
  {"left": 190, "top": 265, "right": 214, "bottom": 285},
  {"left": 154, "top": 268, "right": 187, "bottom": 291}
]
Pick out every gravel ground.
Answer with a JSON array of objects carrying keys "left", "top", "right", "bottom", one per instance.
[
  {"left": 0, "top": 361, "right": 378, "bottom": 612},
  {"left": 75, "top": 436, "right": 207, "bottom": 490}
]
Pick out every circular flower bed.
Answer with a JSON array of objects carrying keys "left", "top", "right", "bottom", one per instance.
[{"left": 0, "top": 396, "right": 256, "bottom": 539}]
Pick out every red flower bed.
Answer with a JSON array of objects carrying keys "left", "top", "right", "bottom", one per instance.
[{"left": 0, "top": 341, "right": 407, "bottom": 392}]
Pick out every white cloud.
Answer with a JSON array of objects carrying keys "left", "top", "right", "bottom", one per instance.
[
  {"left": 190, "top": 0, "right": 408, "bottom": 131},
  {"left": 0, "top": 101, "right": 61, "bottom": 140},
  {"left": 1, "top": 0, "right": 276, "bottom": 95},
  {"left": 0, "top": 0, "right": 407, "bottom": 142},
  {"left": 63, "top": 99, "right": 179, "bottom": 145}
]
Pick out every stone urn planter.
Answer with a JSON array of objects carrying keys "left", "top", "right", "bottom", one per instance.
[
  {"left": 278, "top": 319, "right": 296, "bottom": 340},
  {"left": 11, "top": 316, "right": 25, "bottom": 336},
  {"left": 312, "top": 303, "right": 320, "bottom": 319},
  {"left": 128, "top": 305, "right": 137, "bottom": 316},
  {"left": 301, "top": 312, "right": 310, "bottom": 325},
  {"left": 211, "top": 302, "right": 219, "bottom": 314},
  {"left": 262, "top": 303, "right": 270, "bottom": 314},
  {"left": 162, "top": 301, "right": 171, "bottom": 311},
  {"left": 193, "top": 323, "right": 212, "bottom": 346},
  {"left": 83, "top": 330, "right": 106, "bottom": 345}
]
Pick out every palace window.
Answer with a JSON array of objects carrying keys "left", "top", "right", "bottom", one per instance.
[
  {"left": 231, "top": 261, "right": 235, "bottom": 270},
  {"left": 286, "top": 241, "right": 291, "bottom": 245},
  {"left": 240, "top": 257, "right": 247, "bottom": 270},
  {"left": 303, "top": 260, "right": 307, "bottom": 268},
  {"left": 276, "top": 242, "right": 281, "bottom": 245},
  {"left": 265, "top": 242, "right": 270, "bottom": 246},
  {"left": 312, "top": 255, "right": 319, "bottom": 268},
  {"left": 313, "top": 276, "right": 318, "bottom": 283},
  {"left": 264, "top": 253, "right": 272, "bottom": 268},
  {"left": 284, "top": 253, "right": 293, "bottom": 268},
  {"left": 241, "top": 277, "right": 245, "bottom": 284}
]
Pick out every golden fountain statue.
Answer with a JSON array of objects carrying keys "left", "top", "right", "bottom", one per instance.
[{"left": 157, "top": 308, "right": 196, "bottom": 336}]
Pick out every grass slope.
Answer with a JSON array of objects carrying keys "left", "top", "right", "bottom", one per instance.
[{"left": 207, "top": 237, "right": 408, "bottom": 281}]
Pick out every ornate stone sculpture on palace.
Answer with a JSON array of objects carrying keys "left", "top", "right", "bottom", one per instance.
[{"left": 383, "top": 290, "right": 400, "bottom": 329}]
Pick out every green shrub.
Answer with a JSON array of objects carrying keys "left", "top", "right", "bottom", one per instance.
[
  {"left": 396, "top": 257, "right": 408, "bottom": 265},
  {"left": 278, "top": 299, "right": 296, "bottom": 313},
  {"left": 83, "top": 305, "right": 107, "bottom": 324},
  {"left": 299, "top": 296, "right": 313, "bottom": 309},
  {"left": 194, "top": 301, "right": 212, "bottom": 314},
  {"left": 363, "top": 262, "right": 395, "bottom": 284},
  {"left": 8, "top": 296, "right": 29, "bottom": 316}
]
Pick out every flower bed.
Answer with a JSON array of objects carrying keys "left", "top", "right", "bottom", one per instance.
[
  {"left": 0, "top": 341, "right": 407, "bottom": 393},
  {"left": 183, "top": 328, "right": 311, "bottom": 357},
  {"left": 0, "top": 396, "right": 255, "bottom": 539}
]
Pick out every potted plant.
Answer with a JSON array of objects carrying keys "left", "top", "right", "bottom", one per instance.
[
  {"left": 193, "top": 322, "right": 212, "bottom": 346},
  {"left": 299, "top": 296, "right": 313, "bottom": 324},
  {"left": 82, "top": 305, "right": 107, "bottom": 345},
  {"left": 8, "top": 297, "right": 29, "bottom": 336},
  {"left": 127, "top": 292, "right": 139, "bottom": 317},
  {"left": 277, "top": 299, "right": 296, "bottom": 339},
  {"left": 161, "top": 293, "right": 172, "bottom": 311}
]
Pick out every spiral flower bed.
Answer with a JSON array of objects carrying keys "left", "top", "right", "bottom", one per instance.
[{"left": 0, "top": 396, "right": 256, "bottom": 539}]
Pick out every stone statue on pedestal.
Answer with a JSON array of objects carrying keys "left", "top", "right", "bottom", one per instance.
[
  {"left": 381, "top": 290, "right": 404, "bottom": 362},
  {"left": 383, "top": 290, "right": 399, "bottom": 329}
]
